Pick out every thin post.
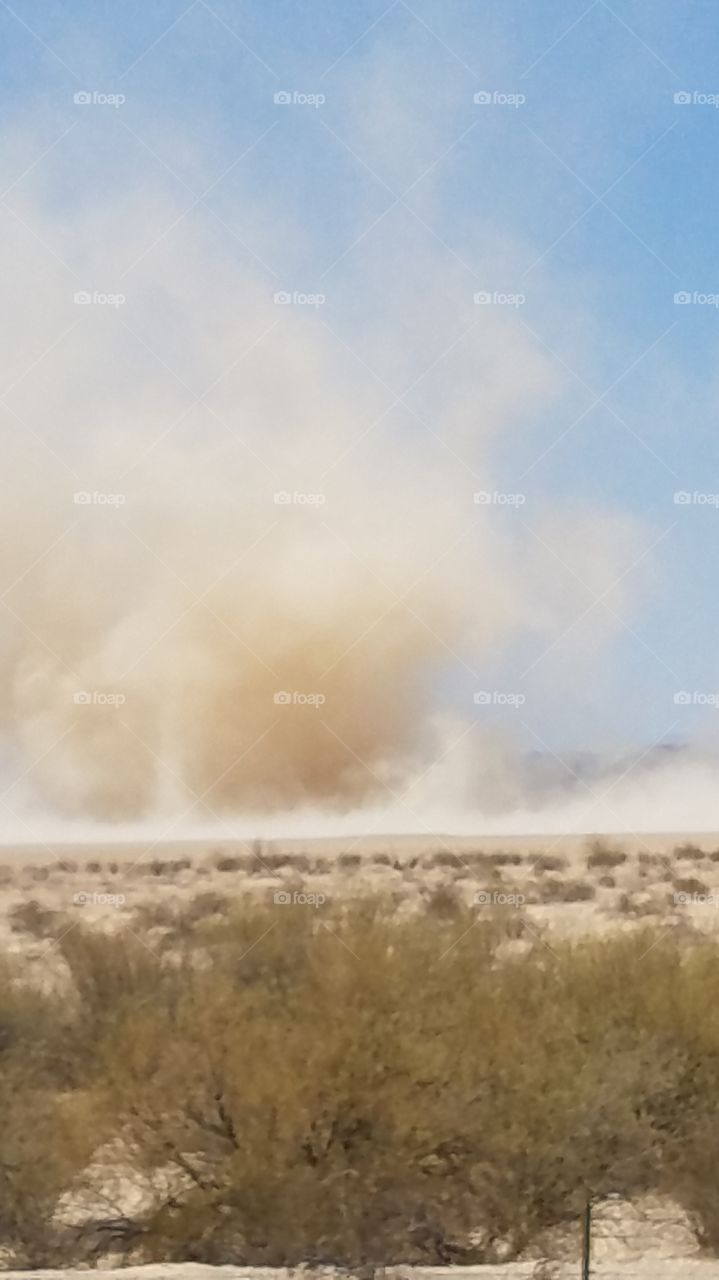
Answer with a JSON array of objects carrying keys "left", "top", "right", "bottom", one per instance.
[{"left": 581, "top": 1198, "right": 593, "bottom": 1280}]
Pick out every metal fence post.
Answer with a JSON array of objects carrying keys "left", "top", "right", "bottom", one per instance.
[{"left": 581, "top": 1198, "right": 592, "bottom": 1280}]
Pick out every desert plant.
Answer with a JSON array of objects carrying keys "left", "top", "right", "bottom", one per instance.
[{"left": 587, "top": 842, "right": 628, "bottom": 870}]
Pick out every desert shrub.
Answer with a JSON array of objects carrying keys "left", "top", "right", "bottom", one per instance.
[
  {"left": 425, "top": 850, "right": 460, "bottom": 868},
  {"left": 256, "top": 851, "right": 292, "bottom": 871},
  {"left": 5, "top": 904, "right": 719, "bottom": 1264},
  {"left": 423, "top": 883, "right": 463, "bottom": 919},
  {"left": 674, "top": 877, "right": 709, "bottom": 897},
  {"left": 0, "top": 1068, "right": 96, "bottom": 1265},
  {"left": 171, "top": 857, "right": 193, "bottom": 873},
  {"left": 675, "top": 843, "right": 704, "bottom": 861},
  {"left": 587, "top": 842, "right": 628, "bottom": 869},
  {"left": 57, "top": 927, "right": 175, "bottom": 1075},
  {"left": 490, "top": 851, "right": 524, "bottom": 866},
  {"left": 185, "top": 890, "right": 229, "bottom": 920},
  {"left": 132, "top": 900, "right": 178, "bottom": 931},
  {"left": 214, "top": 855, "right": 245, "bottom": 873},
  {"left": 9, "top": 899, "right": 61, "bottom": 939},
  {"left": 338, "top": 853, "right": 361, "bottom": 871},
  {"left": 560, "top": 880, "right": 595, "bottom": 902},
  {"left": 533, "top": 854, "right": 567, "bottom": 873},
  {"left": 540, "top": 878, "right": 595, "bottom": 903},
  {"left": 79, "top": 911, "right": 708, "bottom": 1265},
  {"left": 0, "top": 960, "right": 96, "bottom": 1263}
]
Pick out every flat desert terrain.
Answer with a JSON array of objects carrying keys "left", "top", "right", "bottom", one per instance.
[
  {"left": 3, "top": 830, "right": 719, "bottom": 952},
  {"left": 4, "top": 1262, "right": 719, "bottom": 1278}
]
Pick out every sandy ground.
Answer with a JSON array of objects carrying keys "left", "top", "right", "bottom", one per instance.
[
  {"left": 4, "top": 1264, "right": 719, "bottom": 1278},
  {"left": 2, "top": 831, "right": 719, "bottom": 954},
  {"left": 4, "top": 828, "right": 719, "bottom": 860}
]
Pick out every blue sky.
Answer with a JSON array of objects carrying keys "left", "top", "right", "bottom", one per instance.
[{"left": 1, "top": 0, "right": 718, "bottom": 825}]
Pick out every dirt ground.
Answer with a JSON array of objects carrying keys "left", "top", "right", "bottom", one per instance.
[
  {"left": 4, "top": 1262, "right": 719, "bottom": 1278},
  {"left": 2, "top": 831, "right": 719, "bottom": 958}
]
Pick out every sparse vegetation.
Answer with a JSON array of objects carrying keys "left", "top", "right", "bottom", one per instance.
[
  {"left": 539, "top": 878, "right": 595, "bottom": 903},
  {"left": 213, "top": 854, "right": 245, "bottom": 873},
  {"left": 423, "top": 882, "right": 462, "bottom": 918},
  {"left": 9, "top": 898, "right": 61, "bottom": 939},
  {"left": 674, "top": 876, "right": 709, "bottom": 897},
  {"left": 0, "top": 897, "right": 717, "bottom": 1266},
  {"left": 675, "top": 843, "right": 705, "bottom": 861},
  {"left": 533, "top": 854, "right": 567, "bottom": 874},
  {"left": 587, "top": 841, "right": 628, "bottom": 870}
]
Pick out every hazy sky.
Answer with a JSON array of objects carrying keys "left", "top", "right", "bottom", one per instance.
[{"left": 0, "top": 0, "right": 718, "bottom": 833}]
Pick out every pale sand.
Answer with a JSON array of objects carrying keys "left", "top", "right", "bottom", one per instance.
[
  {"left": 1, "top": 829, "right": 718, "bottom": 861},
  {"left": 0, "top": 831, "right": 717, "bottom": 949},
  {"left": 4, "top": 1264, "right": 719, "bottom": 1278}
]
